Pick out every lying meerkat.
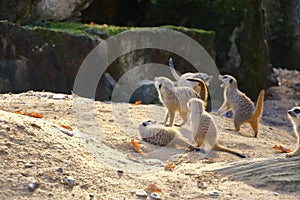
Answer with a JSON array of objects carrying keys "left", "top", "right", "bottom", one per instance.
[
  {"left": 169, "top": 57, "right": 213, "bottom": 88},
  {"left": 138, "top": 120, "right": 205, "bottom": 152},
  {"left": 218, "top": 75, "right": 265, "bottom": 137},
  {"left": 154, "top": 76, "right": 207, "bottom": 127},
  {"left": 286, "top": 107, "right": 300, "bottom": 157},
  {"left": 188, "top": 98, "right": 246, "bottom": 158}
]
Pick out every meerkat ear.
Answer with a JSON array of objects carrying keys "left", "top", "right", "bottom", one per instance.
[{"left": 229, "top": 79, "right": 233, "bottom": 84}]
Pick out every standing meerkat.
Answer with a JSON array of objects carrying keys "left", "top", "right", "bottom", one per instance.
[
  {"left": 138, "top": 120, "right": 205, "bottom": 152},
  {"left": 286, "top": 107, "right": 300, "bottom": 157},
  {"left": 188, "top": 98, "right": 246, "bottom": 158},
  {"left": 154, "top": 76, "right": 208, "bottom": 127},
  {"left": 169, "top": 57, "right": 213, "bottom": 88},
  {"left": 218, "top": 75, "right": 265, "bottom": 137}
]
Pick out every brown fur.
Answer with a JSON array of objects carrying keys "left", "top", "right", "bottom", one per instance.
[
  {"left": 287, "top": 107, "right": 300, "bottom": 157},
  {"left": 138, "top": 120, "right": 205, "bottom": 152},
  {"left": 188, "top": 98, "right": 246, "bottom": 158},
  {"left": 154, "top": 76, "right": 207, "bottom": 127},
  {"left": 218, "top": 75, "right": 265, "bottom": 137}
]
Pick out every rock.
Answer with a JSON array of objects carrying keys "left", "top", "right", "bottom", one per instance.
[
  {"left": 150, "top": 193, "right": 161, "bottom": 200},
  {"left": 0, "top": 21, "right": 97, "bottom": 95},
  {"left": 63, "top": 176, "right": 75, "bottom": 187},
  {"left": 24, "top": 161, "right": 35, "bottom": 168},
  {"left": 135, "top": 189, "right": 148, "bottom": 197},
  {"left": 57, "top": 167, "right": 63, "bottom": 173},
  {"left": 36, "top": 0, "right": 93, "bottom": 22},
  {"left": 208, "top": 191, "right": 219, "bottom": 197},
  {"left": 28, "top": 181, "right": 38, "bottom": 192}
]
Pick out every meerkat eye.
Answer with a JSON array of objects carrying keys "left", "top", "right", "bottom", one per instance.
[
  {"left": 142, "top": 122, "right": 147, "bottom": 126},
  {"left": 229, "top": 79, "right": 233, "bottom": 83},
  {"left": 294, "top": 109, "right": 300, "bottom": 114},
  {"left": 158, "top": 83, "right": 162, "bottom": 89}
]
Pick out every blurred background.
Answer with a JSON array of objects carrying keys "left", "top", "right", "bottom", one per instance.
[{"left": 0, "top": 0, "right": 299, "bottom": 102}]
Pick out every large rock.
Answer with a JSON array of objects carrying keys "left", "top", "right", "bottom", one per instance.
[
  {"left": 0, "top": 21, "right": 216, "bottom": 103},
  {"left": 0, "top": 0, "right": 93, "bottom": 24},
  {"left": 0, "top": 21, "right": 98, "bottom": 94},
  {"left": 263, "top": 0, "right": 300, "bottom": 70},
  {"left": 36, "top": 0, "right": 93, "bottom": 21}
]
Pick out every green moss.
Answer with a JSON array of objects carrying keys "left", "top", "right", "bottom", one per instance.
[
  {"left": 28, "top": 21, "right": 214, "bottom": 38},
  {"left": 28, "top": 21, "right": 134, "bottom": 37}
]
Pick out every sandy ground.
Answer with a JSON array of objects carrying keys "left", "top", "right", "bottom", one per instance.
[{"left": 0, "top": 91, "right": 300, "bottom": 200}]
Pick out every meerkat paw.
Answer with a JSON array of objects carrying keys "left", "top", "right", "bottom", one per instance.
[{"left": 286, "top": 153, "right": 295, "bottom": 158}]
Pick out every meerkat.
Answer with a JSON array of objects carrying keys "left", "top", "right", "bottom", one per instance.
[
  {"left": 188, "top": 98, "right": 246, "bottom": 158},
  {"left": 169, "top": 57, "right": 213, "bottom": 88},
  {"left": 138, "top": 120, "right": 205, "bottom": 152},
  {"left": 218, "top": 75, "right": 265, "bottom": 137},
  {"left": 286, "top": 107, "right": 300, "bottom": 157},
  {"left": 154, "top": 76, "right": 208, "bottom": 127}
]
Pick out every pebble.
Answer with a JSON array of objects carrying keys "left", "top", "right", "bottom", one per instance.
[
  {"left": 28, "top": 182, "right": 38, "bottom": 192},
  {"left": 52, "top": 94, "right": 67, "bottom": 100},
  {"left": 150, "top": 193, "right": 161, "bottom": 200},
  {"left": 89, "top": 193, "right": 94, "bottom": 199},
  {"left": 135, "top": 189, "right": 148, "bottom": 197},
  {"left": 24, "top": 161, "right": 35, "bottom": 168},
  {"left": 57, "top": 167, "right": 63, "bottom": 173},
  {"left": 208, "top": 191, "right": 219, "bottom": 197},
  {"left": 63, "top": 176, "right": 75, "bottom": 187}
]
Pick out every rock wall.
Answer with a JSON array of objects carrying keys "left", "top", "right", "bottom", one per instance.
[
  {"left": 0, "top": 21, "right": 216, "bottom": 103},
  {"left": 0, "top": 0, "right": 93, "bottom": 24},
  {"left": 264, "top": 0, "right": 300, "bottom": 70}
]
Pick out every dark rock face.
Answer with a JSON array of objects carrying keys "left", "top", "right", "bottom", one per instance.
[
  {"left": 264, "top": 0, "right": 300, "bottom": 70},
  {"left": 0, "top": 21, "right": 216, "bottom": 103},
  {"left": 0, "top": 0, "right": 93, "bottom": 24},
  {"left": 0, "top": 21, "right": 98, "bottom": 94}
]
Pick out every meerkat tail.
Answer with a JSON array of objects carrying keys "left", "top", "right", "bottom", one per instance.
[
  {"left": 252, "top": 90, "right": 265, "bottom": 119},
  {"left": 169, "top": 57, "right": 181, "bottom": 81},
  {"left": 186, "top": 78, "right": 208, "bottom": 103},
  {"left": 213, "top": 143, "right": 246, "bottom": 158}
]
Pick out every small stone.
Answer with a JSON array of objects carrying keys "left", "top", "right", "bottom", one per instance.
[
  {"left": 208, "top": 191, "right": 219, "bottom": 197},
  {"left": 135, "top": 189, "right": 148, "bottom": 197},
  {"left": 63, "top": 176, "right": 75, "bottom": 187},
  {"left": 28, "top": 182, "right": 38, "bottom": 192},
  {"left": 89, "top": 193, "right": 94, "bottom": 199},
  {"left": 108, "top": 119, "right": 114, "bottom": 122},
  {"left": 24, "top": 161, "right": 35, "bottom": 168},
  {"left": 150, "top": 193, "right": 161, "bottom": 200},
  {"left": 57, "top": 167, "right": 63, "bottom": 173}
]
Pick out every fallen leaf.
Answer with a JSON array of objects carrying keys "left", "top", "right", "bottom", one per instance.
[
  {"left": 145, "top": 184, "right": 161, "bottom": 193},
  {"left": 15, "top": 110, "right": 44, "bottom": 118},
  {"left": 132, "top": 101, "right": 142, "bottom": 106},
  {"left": 131, "top": 139, "right": 144, "bottom": 154},
  {"left": 273, "top": 145, "right": 292, "bottom": 153},
  {"left": 164, "top": 163, "right": 176, "bottom": 171},
  {"left": 25, "top": 112, "right": 44, "bottom": 118},
  {"left": 60, "top": 124, "right": 73, "bottom": 131}
]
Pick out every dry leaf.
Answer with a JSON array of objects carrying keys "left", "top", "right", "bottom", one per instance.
[
  {"left": 273, "top": 145, "right": 292, "bottom": 153},
  {"left": 130, "top": 139, "right": 144, "bottom": 154},
  {"left": 132, "top": 101, "right": 142, "bottom": 106},
  {"left": 15, "top": 110, "right": 44, "bottom": 118},
  {"left": 145, "top": 184, "right": 162, "bottom": 193},
  {"left": 164, "top": 163, "right": 176, "bottom": 171},
  {"left": 60, "top": 124, "right": 73, "bottom": 131}
]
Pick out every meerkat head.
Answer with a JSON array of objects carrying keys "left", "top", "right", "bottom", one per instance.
[
  {"left": 288, "top": 107, "right": 300, "bottom": 126},
  {"left": 188, "top": 98, "right": 205, "bottom": 113},
  {"left": 193, "top": 73, "right": 213, "bottom": 86},
  {"left": 219, "top": 75, "right": 237, "bottom": 88},
  {"left": 154, "top": 76, "right": 174, "bottom": 90}
]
